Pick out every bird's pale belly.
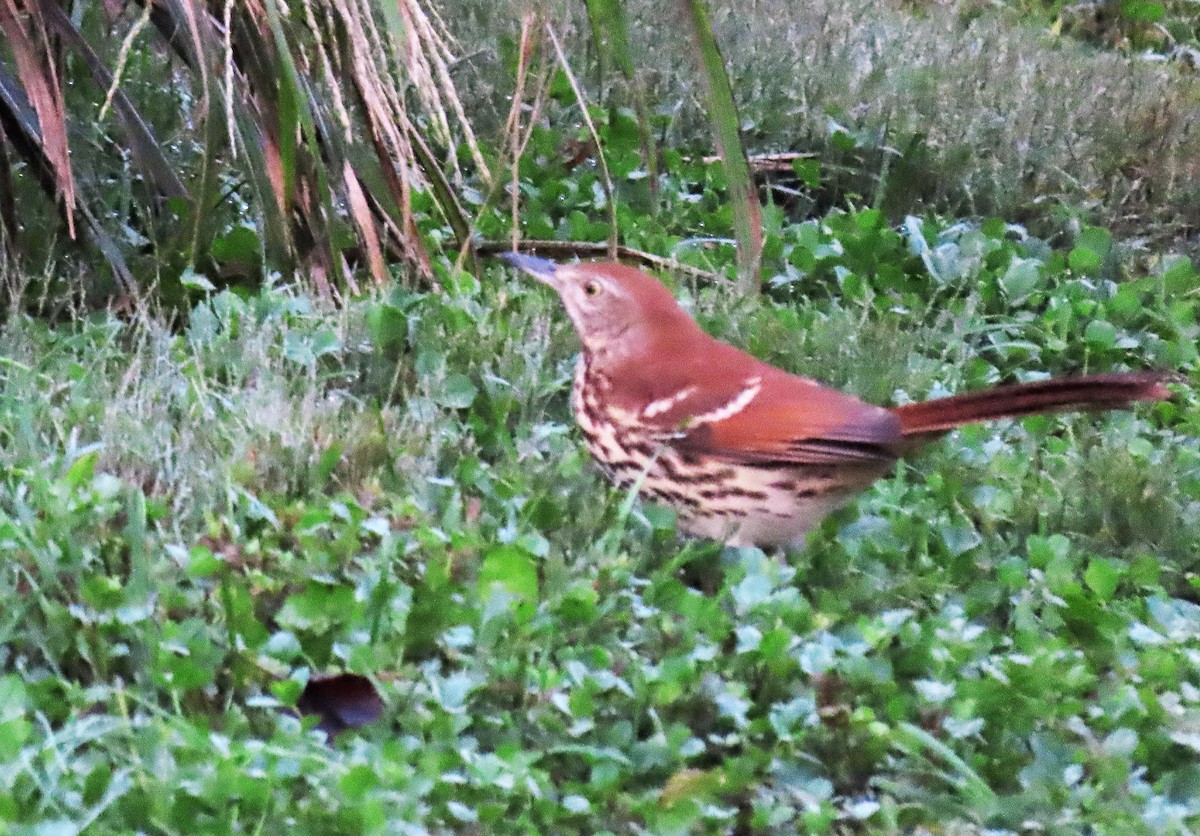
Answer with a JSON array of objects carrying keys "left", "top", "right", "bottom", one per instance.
[{"left": 619, "top": 448, "right": 881, "bottom": 548}]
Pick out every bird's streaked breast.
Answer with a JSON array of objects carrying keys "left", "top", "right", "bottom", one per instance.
[{"left": 571, "top": 355, "right": 887, "bottom": 547}]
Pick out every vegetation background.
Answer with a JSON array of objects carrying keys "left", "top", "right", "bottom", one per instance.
[{"left": 1, "top": 0, "right": 1199, "bottom": 832}]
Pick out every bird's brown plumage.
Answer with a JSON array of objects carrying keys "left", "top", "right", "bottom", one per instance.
[{"left": 504, "top": 253, "right": 1170, "bottom": 547}]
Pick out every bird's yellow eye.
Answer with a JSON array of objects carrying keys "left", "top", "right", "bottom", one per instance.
[{"left": 584, "top": 281, "right": 602, "bottom": 297}]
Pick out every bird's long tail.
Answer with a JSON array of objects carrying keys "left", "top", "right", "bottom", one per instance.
[{"left": 892, "top": 371, "right": 1170, "bottom": 438}]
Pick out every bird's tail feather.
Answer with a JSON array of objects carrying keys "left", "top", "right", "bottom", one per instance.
[{"left": 893, "top": 372, "right": 1170, "bottom": 438}]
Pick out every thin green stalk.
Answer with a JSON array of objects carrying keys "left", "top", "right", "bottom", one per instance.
[
  {"left": 583, "top": 0, "right": 659, "bottom": 200},
  {"left": 677, "top": 0, "right": 762, "bottom": 292}
]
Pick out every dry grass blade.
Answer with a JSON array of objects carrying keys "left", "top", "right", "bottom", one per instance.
[
  {"left": 265, "top": 0, "right": 345, "bottom": 289},
  {"left": 97, "top": 1, "right": 152, "bottom": 123},
  {"left": 0, "top": 0, "right": 75, "bottom": 237},
  {"left": 386, "top": 0, "right": 491, "bottom": 189},
  {"left": 254, "top": 0, "right": 301, "bottom": 213},
  {"left": 299, "top": 0, "right": 354, "bottom": 145},
  {"left": 330, "top": 0, "right": 436, "bottom": 281},
  {"left": 0, "top": 63, "right": 134, "bottom": 293},
  {"left": 3, "top": 0, "right": 476, "bottom": 299},
  {"left": 452, "top": 10, "right": 555, "bottom": 272},
  {"left": 171, "top": 0, "right": 224, "bottom": 270},
  {"left": 38, "top": 1, "right": 186, "bottom": 200},
  {"left": 75, "top": 203, "right": 138, "bottom": 297},
  {"left": 504, "top": 13, "right": 541, "bottom": 255},
  {"left": 0, "top": 65, "right": 45, "bottom": 174},
  {"left": 170, "top": 0, "right": 212, "bottom": 110},
  {"left": 405, "top": 117, "right": 470, "bottom": 258},
  {"left": 343, "top": 159, "right": 387, "bottom": 286},
  {"left": 222, "top": 0, "right": 237, "bottom": 158},
  {"left": 0, "top": 59, "right": 133, "bottom": 293},
  {"left": 0, "top": 64, "right": 61, "bottom": 228},
  {"left": 260, "top": 109, "right": 289, "bottom": 222}
]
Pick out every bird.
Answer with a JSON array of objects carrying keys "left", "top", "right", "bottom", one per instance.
[{"left": 502, "top": 253, "right": 1170, "bottom": 549}]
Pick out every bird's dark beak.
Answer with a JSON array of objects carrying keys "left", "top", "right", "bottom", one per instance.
[{"left": 501, "top": 252, "right": 560, "bottom": 290}]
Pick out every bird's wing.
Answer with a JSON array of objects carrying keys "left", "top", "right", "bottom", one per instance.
[{"left": 631, "top": 361, "right": 903, "bottom": 466}]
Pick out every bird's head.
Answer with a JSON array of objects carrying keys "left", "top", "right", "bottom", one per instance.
[{"left": 502, "top": 253, "right": 696, "bottom": 359}]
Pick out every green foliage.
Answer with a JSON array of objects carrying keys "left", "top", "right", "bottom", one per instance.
[
  {"left": 3, "top": 1, "right": 1200, "bottom": 829},
  {"left": 997, "top": 0, "right": 1200, "bottom": 52},
  {"left": 677, "top": 0, "right": 764, "bottom": 289},
  {"left": 2, "top": 191, "right": 1198, "bottom": 830},
  {"left": 448, "top": 0, "right": 1200, "bottom": 245}
]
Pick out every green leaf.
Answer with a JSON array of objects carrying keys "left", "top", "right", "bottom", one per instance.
[
  {"left": 999, "top": 257, "right": 1043, "bottom": 302},
  {"left": 1103, "top": 727, "right": 1138, "bottom": 757},
  {"left": 856, "top": 208, "right": 882, "bottom": 231},
  {"left": 437, "top": 374, "right": 478, "bottom": 409},
  {"left": 1124, "top": 0, "right": 1164, "bottom": 22},
  {"left": 1109, "top": 284, "right": 1142, "bottom": 319},
  {"left": 340, "top": 765, "right": 378, "bottom": 799},
  {"left": 1084, "top": 559, "right": 1121, "bottom": 601},
  {"left": 447, "top": 801, "right": 478, "bottom": 823},
  {"left": 272, "top": 677, "right": 304, "bottom": 706},
  {"left": 210, "top": 224, "right": 261, "bottom": 263},
  {"left": 1161, "top": 255, "right": 1197, "bottom": 294},
  {"left": 82, "top": 762, "right": 113, "bottom": 807},
  {"left": 792, "top": 157, "right": 820, "bottom": 188},
  {"left": 314, "top": 442, "right": 343, "bottom": 488},
  {"left": 562, "top": 794, "right": 590, "bottom": 814},
  {"left": 180, "top": 267, "right": 216, "bottom": 292},
  {"left": 660, "top": 768, "right": 725, "bottom": 807},
  {"left": 478, "top": 545, "right": 539, "bottom": 605},
  {"left": 1068, "top": 226, "right": 1110, "bottom": 273},
  {"left": 187, "top": 546, "right": 222, "bottom": 578},
  {"left": 0, "top": 718, "right": 30, "bottom": 761},
  {"left": 0, "top": 676, "right": 28, "bottom": 724},
  {"left": 1068, "top": 246, "right": 1101, "bottom": 273},
  {"left": 1028, "top": 534, "right": 1071, "bottom": 568},
  {"left": 679, "top": 0, "right": 762, "bottom": 289},
  {"left": 1078, "top": 225, "right": 1112, "bottom": 257},
  {"left": 64, "top": 450, "right": 100, "bottom": 488},
  {"left": 829, "top": 122, "right": 858, "bottom": 151},
  {"left": 82, "top": 575, "right": 125, "bottom": 609},
  {"left": 1084, "top": 319, "right": 1117, "bottom": 349},
  {"left": 981, "top": 217, "right": 1007, "bottom": 238}
]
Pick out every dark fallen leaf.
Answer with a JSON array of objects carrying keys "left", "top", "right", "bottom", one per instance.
[{"left": 296, "top": 673, "right": 383, "bottom": 736}]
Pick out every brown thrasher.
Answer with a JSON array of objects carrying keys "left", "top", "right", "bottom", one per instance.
[{"left": 503, "top": 253, "right": 1169, "bottom": 548}]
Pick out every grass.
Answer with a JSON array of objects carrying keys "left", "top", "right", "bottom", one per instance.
[
  {"left": 446, "top": 0, "right": 1200, "bottom": 246},
  {"left": 3, "top": 0, "right": 1200, "bottom": 829},
  {"left": 2, "top": 205, "right": 1198, "bottom": 831}
]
